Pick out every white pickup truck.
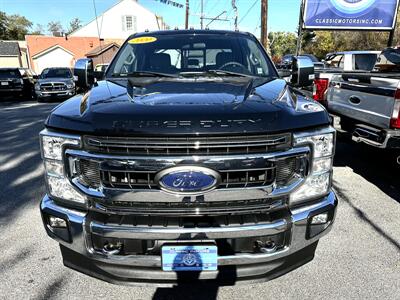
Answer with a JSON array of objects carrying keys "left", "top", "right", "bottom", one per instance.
[
  {"left": 313, "top": 51, "right": 380, "bottom": 102},
  {"left": 325, "top": 48, "right": 400, "bottom": 150}
]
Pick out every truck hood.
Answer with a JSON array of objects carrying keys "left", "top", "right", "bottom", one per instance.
[{"left": 46, "top": 78, "right": 330, "bottom": 136}]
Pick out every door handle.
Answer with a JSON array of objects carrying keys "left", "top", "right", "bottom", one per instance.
[{"left": 349, "top": 95, "right": 361, "bottom": 105}]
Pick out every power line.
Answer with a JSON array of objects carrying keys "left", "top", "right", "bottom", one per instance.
[
  {"left": 92, "top": 0, "right": 104, "bottom": 64},
  {"left": 238, "top": 0, "right": 258, "bottom": 25}
]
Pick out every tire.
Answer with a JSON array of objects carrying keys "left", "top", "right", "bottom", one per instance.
[{"left": 340, "top": 117, "right": 355, "bottom": 133}]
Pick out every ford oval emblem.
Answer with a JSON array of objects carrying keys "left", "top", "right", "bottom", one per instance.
[{"left": 155, "top": 166, "right": 220, "bottom": 194}]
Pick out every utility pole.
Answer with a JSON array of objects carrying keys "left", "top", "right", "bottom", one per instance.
[
  {"left": 193, "top": 0, "right": 229, "bottom": 29},
  {"left": 185, "top": 0, "right": 189, "bottom": 29},
  {"left": 200, "top": 0, "right": 204, "bottom": 29},
  {"left": 260, "top": 0, "right": 268, "bottom": 50},
  {"left": 296, "top": 0, "right": 305, "bottom": 55},
  {"left": 232, "top": 0, "right": 238, "bottom": 31}
]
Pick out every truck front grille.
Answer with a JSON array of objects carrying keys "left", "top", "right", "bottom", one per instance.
[
  {"left": 40, "top": 82, "right": 67, "bottom": 91},
  {"left": 77, "top": 156, "right": 298, "bottom": 190},
  {"left": 83, "top": 133, "right": 291, "bottom": 156},
  {"left": 67, "top": 134, "right": 310, "bottom": 215}
]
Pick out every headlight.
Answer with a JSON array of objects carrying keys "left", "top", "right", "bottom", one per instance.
[
  {"left": 40, "top": 129, "right": 85, "bottom": 205},
  {"left": 41, "top": 135, "right": 79, "bottom": 160},
  {"left": 35, "top": 83, "right": 40, "bottom": 91},
  {"left": 66, "top": 82, "right": 75, "bottom": 89},
  {"left": 290, "top": 128, "right": 335, "bottom": 205}
]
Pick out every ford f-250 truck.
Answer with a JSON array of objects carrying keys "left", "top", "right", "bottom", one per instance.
[
  {"left": 39, "top": 30, "right": 337, "bottom": 285},
  {"left": 326, "top": 48, "right": 400, "bottom": 150}
]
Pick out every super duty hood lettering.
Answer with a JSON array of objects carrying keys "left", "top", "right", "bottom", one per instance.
[{"left": 112, "top": 119, "right": 263, "bottom": 130}]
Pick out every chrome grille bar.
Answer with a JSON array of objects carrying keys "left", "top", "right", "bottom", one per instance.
[{"left": 83, "top": 133, "right": 291, "bottom": 156}]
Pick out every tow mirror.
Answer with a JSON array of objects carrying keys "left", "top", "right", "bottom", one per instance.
[
  {"left": 74, "top": 58, "right": 95, "bottom": 90},
  {"left": 291, "top": 56, "right": 315, "bottom": 87}
]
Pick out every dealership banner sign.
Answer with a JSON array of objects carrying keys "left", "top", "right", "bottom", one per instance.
[{"left": 303, "top": 0, "right": 400, "bottom": 30}]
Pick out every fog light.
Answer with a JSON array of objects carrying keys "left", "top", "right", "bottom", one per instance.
[
  {"left": 49, "top": 216, "right": 67, "bottom": 228},
  {"left": 311, "top": 212, "right": 328, "bottom": 224}
]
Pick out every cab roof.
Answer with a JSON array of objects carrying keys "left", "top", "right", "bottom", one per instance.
[{"left": 131, "top": 29, "right": 254, "bottom": 39}]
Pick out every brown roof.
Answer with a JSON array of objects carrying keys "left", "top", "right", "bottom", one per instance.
[
  {"left": 85, "top": 42, "right": 120, "bottom": 57},
  {"left": 26, "top": 35, "right": 102, "bottom": 72}
]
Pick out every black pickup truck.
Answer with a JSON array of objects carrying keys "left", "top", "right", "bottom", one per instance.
[{"left": 39, "top": 30, "right": 337, "bottom": 285}]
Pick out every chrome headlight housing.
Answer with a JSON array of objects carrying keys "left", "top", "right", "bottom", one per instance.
[
  {"left": 40, "top": 129, "right": 86, "bottom": 205},
  {"left": 290, "top": 127, "right": 335, "bottom": 206},
  {"left": 66, "top": 82, "right": 75, "bottom": 89}
]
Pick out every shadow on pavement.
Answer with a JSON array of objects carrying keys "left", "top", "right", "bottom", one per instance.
[
  {"left": 0, "top": 101, "right": 57, "bottom": 223},
  {"left": 334, "top": 132, "right": 400, "bottom": 204},
  {"left": 334, "top": 183, "right": 400, "bottom": 252}
]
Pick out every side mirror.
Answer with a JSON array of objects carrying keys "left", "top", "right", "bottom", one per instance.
[
  {"left": 74, "top": 58, "right": 94, "bottom": 90},
  {"left": 291, "top": 56, "right": 315, "bottom": 87}
]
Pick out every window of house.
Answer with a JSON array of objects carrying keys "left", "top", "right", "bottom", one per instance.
[{"left": 123, "top": 15, "right": 136, "bottom": 32}]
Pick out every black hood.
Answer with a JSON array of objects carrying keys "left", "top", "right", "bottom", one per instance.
[{"left": 46, "top": 78, "right": 330, "bottom": 136}]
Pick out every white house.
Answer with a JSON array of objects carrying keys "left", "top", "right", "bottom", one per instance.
[
  {"left": 70, "top": 0, "right": 166, "bottom": 40},
  {"left": 31, "top": 45, "right": 75, "bottom": 73}
]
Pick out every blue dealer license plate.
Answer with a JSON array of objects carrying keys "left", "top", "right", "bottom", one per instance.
[{"left": 162, "top": 245, "right": 218, "bottom": 271}]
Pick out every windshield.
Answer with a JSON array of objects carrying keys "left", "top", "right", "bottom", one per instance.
[
  {"left": 0, "top": 69, "right": 21, "bottom": 79},
  {"left": 108, "top": 33, "right": 276, "bottom": 78},
  {"left": 41, "top": 68, "right": 72, "bottom": 79}
]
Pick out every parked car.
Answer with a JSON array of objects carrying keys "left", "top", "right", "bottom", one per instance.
[
  {"left": 39, "top": 29, "right": 337, "bottom": 285},
  {"left": 0, "top": 67, "right": 36, "bottom": 99},
  {"left": 35, "top": 67, "right": 75, "bottom": 102},
  {"left": 312, "top": 51, "right": 380, "bottom": 103},
  {"left": 326, "top": 48, "right": 400, "bottom": 151}
]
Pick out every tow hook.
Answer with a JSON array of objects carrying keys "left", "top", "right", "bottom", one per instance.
[
  {"left": 255, "top": 240, "right": 277, "bottom": 254},
  {"left": 102, "top": 242, "right": 122, "bottom": 255}
]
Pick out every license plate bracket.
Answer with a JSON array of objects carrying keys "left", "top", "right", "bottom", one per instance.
[{"left": 161, "top": 244, "right": 218, "bottom": 271}]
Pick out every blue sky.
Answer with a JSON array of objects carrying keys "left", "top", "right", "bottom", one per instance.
[{"left": 0, "top": 0, "right": 301, "bottom": 36}]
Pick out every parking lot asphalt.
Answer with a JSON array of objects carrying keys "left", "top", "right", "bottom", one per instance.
[{"left": 0, "top": 100, "right": 399, "bottom": 300}]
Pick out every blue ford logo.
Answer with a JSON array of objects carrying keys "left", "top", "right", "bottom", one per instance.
[{"left": 155, "top": 166, "right": 220, "bottom": 194}]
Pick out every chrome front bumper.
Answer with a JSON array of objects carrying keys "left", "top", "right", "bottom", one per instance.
[
  {"left": 40, "top": 191, "right": 337, "bottom": 285},
  {"left": 36, "top": 89, "right": 75, "bottom": 97}
]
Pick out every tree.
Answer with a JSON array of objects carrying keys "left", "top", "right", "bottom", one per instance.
[
  {"left": 5, "top": 14, "right": 32, "bottom": 40},
  {"left": 31, "top": 24, "right": 45, "bottom": 35},
  {"left": 67, "top": 18, "right": 82, "bottom": 34},
  {"left": 268, "top": 31, "right": 297, "bottom": 59},
  {"left": 303, "top": 31, "right": 335, "bottom": 58},
  {"left": 0, "top": 11, "right": 7, "bottom": 39},
  {"left": 47, "top": 21, "right": 63, "bottom": 36}
]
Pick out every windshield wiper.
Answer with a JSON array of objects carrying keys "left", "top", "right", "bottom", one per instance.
[
  {"left": 179, "top": 70, "right": 253, "bottom": 78},
  {"left": 112, "top": 71, "right": 178, "bottom": 78},
  {"left": 206, "top": 70, "right": 254, "bottom": 78}
]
